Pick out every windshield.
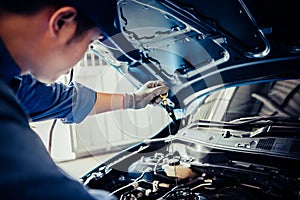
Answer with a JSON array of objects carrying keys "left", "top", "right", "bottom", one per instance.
[{"left": 187, "top": 79, "right": 300, "bottom": 126}]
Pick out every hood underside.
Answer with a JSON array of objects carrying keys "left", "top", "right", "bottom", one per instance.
[{"left": 92, "top": 0, "right": 300, "bottom": 108}]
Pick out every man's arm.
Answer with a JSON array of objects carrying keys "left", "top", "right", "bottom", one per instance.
[
  {"left": 15, "top": 74, "right": 96, "bottom": 123},
  {"left": 90, "top": 80, "right": 169, "bottom": 114},
  {"left": 89, "top": 92, "right": 123, "bottom": 115},
  {"left": 16, "top": 74, "right": 168, "bottom": 123}
]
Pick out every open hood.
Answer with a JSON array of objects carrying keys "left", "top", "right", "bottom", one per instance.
[{"left": 91, "top": 0, "right": 300, "bottom": 108}]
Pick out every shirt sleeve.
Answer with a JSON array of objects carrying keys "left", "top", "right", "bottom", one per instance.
[{"left": 15, "top": 74, "right": 96, "bottom": 124}]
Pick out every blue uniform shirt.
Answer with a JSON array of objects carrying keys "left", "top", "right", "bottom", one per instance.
[{"left": 15, "top": 74, "right": 96, "bottom": 124}]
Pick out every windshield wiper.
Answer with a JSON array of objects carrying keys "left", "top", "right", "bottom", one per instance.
[
  {"left": 190, "top": 116, "right": 300, "bottom": 129},
  {"left": 189, "top": 119, "right": 252, "bottom": 129},
  {"left": 229, "top": 116, "right": 300, "bottom": 127}
]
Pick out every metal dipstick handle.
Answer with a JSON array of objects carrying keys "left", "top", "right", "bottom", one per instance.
[{"left": 160, "top": 93, "right": 168, "bottom": 106}]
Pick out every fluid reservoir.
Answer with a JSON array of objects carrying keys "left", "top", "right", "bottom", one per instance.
[{"left": 163, "top": 158, "right": 193, "bottom": 179}]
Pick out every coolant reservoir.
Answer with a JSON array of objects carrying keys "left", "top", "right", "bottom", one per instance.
[{"left": 163, "top": 158, "right": 193, "bottom": 179}]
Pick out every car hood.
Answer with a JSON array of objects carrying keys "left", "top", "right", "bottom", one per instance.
[{"left": 92, "top": 0, "right": 300, "bottom": 108}]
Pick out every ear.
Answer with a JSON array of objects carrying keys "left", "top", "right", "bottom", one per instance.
[{"left": 49, "top": 6, "right": 77, "bottom": 38}]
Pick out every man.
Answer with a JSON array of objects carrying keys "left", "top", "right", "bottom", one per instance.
[{"left": 0, "top": 0, "right": 168, "bottom": 199}]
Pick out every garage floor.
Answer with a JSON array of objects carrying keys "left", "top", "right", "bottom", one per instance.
[{"left": 56, "top": 152, "right": 117, "bottom": 179}]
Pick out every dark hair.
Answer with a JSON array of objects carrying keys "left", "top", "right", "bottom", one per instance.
[{"left": 0, "top": 0, "right": 97, "bottom": 41}]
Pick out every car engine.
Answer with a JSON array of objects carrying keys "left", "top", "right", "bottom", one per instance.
[{"left": 81, "top": 125, "right": 300, "bottom": 200}]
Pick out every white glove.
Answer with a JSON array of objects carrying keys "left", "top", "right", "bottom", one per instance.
[{"left": 123, "top": 81, "right": 169, "bottom": 109}]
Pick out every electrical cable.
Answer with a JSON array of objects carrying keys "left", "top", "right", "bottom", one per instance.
[
  {"left": 48, "top": 68, "right": 74, "bottom": 154},
  {"left": 48, "top": 119, "right": 57, "bottom": 153},
  {"left": 109, "top": 167, "right": 152, "bottom": 197}
]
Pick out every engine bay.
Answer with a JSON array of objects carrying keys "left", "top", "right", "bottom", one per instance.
[{"left": 81, "top": 126, "right": 300, "bottom": 200}]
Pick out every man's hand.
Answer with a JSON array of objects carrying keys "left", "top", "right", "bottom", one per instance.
[{"left": 124, "top": 81, "right": 169, "bottom": 109}]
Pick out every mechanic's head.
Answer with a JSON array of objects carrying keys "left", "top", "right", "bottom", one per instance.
[{"left": 0, "top": 0, "right": 117, "bottom": 83}]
